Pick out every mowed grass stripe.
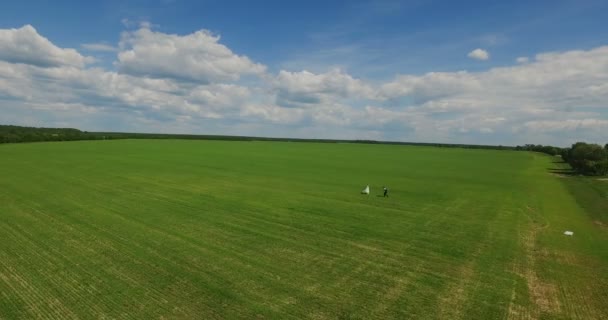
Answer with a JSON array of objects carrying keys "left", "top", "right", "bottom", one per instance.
[{"left": 1, "top": 140, "right": 606, "bottom": 319}]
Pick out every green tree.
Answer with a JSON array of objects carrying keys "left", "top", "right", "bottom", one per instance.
[{"left": 568, "top": 142, "right": 608, "bottom": 175}]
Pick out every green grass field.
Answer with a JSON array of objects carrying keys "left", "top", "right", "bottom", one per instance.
[{"left": 1, "top": 140, "right": 606, "bottom": 319}]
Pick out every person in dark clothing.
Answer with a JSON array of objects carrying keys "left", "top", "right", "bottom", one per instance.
[{"left": 383, "top": 186, "right": 388, "bottom": 197}]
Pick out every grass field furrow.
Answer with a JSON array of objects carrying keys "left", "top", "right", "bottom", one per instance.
[
  {"left": 44, "top": 199, "right": 328, "bottom": 318},
  {"left": 1, "top": 140, "right": 606, "bottom": 319},
  {"left": 0, "top": 204, "right": 84, "bottom": 316},
  {"left": 0, "top": 217, "right": 138, "bottom": 319},
  {"left": 0, "top": 233, "right": 81, "bottom": 320},
  {"left": 0, "top": 197, "right": 195, "bottom": 318}
]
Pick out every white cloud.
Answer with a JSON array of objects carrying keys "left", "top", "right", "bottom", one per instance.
[
  {"left": 273, "top": 69, "right": 374, "bottom": 107},
  {"left": 523, "top": 119, "right": 608, "bottom": 132},
  {"left": 116, "top": 27, "right": 266, "bottom": 83},
  {"left": 81, "top": 43, "right": 117, "bottom": 52},
  {"left": 467, "top": 48, "right": 489, "bottom": 60},
  {"left": 382, "top": 45, "right": 608, "bottom": 112},
  {"left": 516, "top": 56, "right": 529, "bottom": 64},
  {"left": 0, "top": 25, "right": 93, "bottom": 68},
  {"left": 369, "top": 45, "right": 608, "bottom": 143},
  {"left": 240, "top": 104, "right": 305, "bottom": 124},
  {"left": 379, "top": 71, "right": 481, "bottom": 103},
  {"left": 0, "top": 60, "right": 255, "bottom": 122}
]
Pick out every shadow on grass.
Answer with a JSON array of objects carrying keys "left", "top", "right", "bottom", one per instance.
[{"left": 548, "top": 168, "right": 578, "bottom": 176}]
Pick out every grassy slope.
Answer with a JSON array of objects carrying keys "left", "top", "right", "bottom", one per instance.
[
  {"left": 561, "top": 176, "right": 608, "bottom": 225},
  {"left": 0, "top": 140, "right": 606, "bottom": 319}
]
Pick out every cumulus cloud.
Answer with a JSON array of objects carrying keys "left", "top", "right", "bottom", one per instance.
[
  {"left": 467, "top": 48, "right": 490, "bottom": 60},
  {"left": 379, "top": 71, "right": 481, "bottom": 103},
  {"left": 0, "top": 25, "right": 93, "bottom": 68},
  {"left": 273, "top": 69, "right": 374, "bottom": 107},
  {"left": 116, "top": 27, "right": 266, "bottom": 83},
  {"left": 0, "top": 59, "right": 259, "bottom": 124},
  {"left": 516, "top": 56, "right": 529, "bottom": 64}
]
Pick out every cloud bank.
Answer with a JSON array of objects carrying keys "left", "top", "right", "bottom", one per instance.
[{"left": 0, "top": 24, "right": 607, "bottom": 146}]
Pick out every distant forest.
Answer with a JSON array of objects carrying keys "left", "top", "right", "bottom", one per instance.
[{"left": 2, "top": 124, "right": 607, "bottom": 175}]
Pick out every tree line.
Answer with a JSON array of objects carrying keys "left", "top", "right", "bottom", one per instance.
[
  {"left": 0, "top": 125, "right": 103, "bottom": 143},
  {"left": 2, "top": 124, "right": 606, "bottom": 176},
  {"left": 513, "top": 143, "right": 608, "bottom": 176},
  {"left": 0, "top": 124, "right": 520, "bottom": 148}
]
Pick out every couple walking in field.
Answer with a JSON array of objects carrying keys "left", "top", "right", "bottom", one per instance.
[{"left": 361, "top": 185, "right": 389, "bottom": 197}]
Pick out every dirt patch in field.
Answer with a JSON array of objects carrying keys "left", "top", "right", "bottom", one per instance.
[
  {"left": 437, "top": 243, "right": 484, "bottom": 319},
  {"left": 593, "top": 220, "right": 607, "bottom": 229},
  {"left": 508, "top": 206, "right": 561, "bottom": 320},
  {"left": 525, "top": 271, "right": 561, "bottom": 314},
  {"left": 372, "top": 277, "right": 410, "bottom": 316}
]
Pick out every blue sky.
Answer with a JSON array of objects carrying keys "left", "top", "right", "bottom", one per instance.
[{"left": 1, "top": 0, "right": 607, "bottom": 146}]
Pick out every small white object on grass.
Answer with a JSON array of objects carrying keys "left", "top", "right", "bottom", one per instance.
[{"left": 564, "top": 231, "right": 574, "bottom": 236}]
